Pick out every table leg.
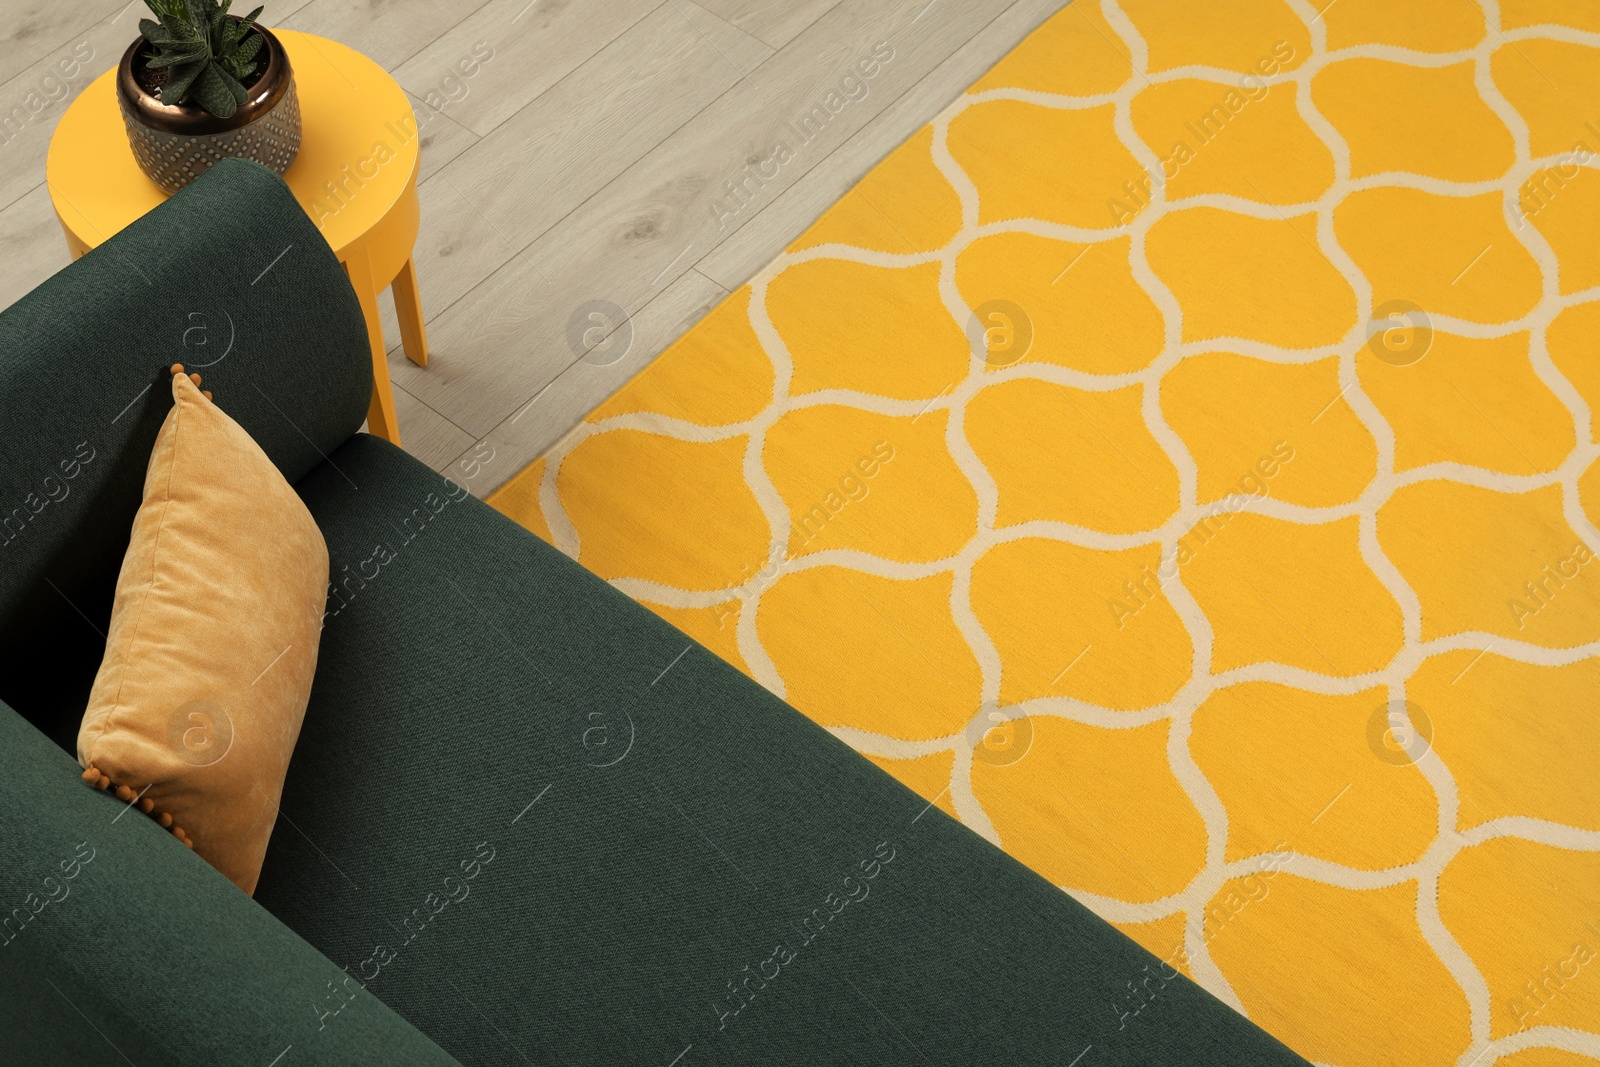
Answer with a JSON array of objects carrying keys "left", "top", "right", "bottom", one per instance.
[
  {"left": 391, "top": 257, "right": 429, "bottom": 367},
  {"left": 344, "top": 251, "right": 401, "bottom": 447}
]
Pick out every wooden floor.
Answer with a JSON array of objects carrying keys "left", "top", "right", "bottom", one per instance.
[{"left": 0, "top": 0, "right": 1064, "bottom": 495}]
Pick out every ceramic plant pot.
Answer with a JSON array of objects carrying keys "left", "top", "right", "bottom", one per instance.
[{"left": 116, "top": 22, "right": 300, "bottom": 195}]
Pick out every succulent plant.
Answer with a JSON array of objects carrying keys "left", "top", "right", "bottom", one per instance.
[{"left": 138, "top": 0, "right": 266, "bottom": 119}]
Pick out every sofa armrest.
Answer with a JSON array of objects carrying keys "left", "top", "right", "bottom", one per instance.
[
  {"left": 0, "top": 699, "right": 460, "bottom": 1066},
  {"left": 0, "top": 159, "right": 372, "bottom": 742}
]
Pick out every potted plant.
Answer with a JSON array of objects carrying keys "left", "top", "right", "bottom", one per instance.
[{"left": 116, "top": 0, "right": 300, "bottom": 194}]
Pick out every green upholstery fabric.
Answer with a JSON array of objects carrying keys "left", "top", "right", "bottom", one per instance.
[
  {"left": 254, "top": 435, "right": 1308, "bottom": 1067},
  {"left": 0, "top": 698, "right": 461, "bottom": 1066},
  {"left": 0, "top": 159, "right": 370, "bottom": 750}
]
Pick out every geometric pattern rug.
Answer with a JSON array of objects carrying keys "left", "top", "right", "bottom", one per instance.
[{"left": 488, "top": 3, "right": 1600, "bottom": 1064}]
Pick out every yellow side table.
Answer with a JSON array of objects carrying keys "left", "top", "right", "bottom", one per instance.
[{"left": 46, "top": 30, "right": 425, "bottom": 446}]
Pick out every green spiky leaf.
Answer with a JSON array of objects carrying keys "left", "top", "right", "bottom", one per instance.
[
  {"left": 145, "top": 45, "right": 206, "bottom": 69},
  {"left": 233, "top": 32, "right": 261, "bottom": 64},
  {"left": 159, "top": 57, "right": 206, "bottom": 104},
  {"left": 157, "top": 11, "right": 202, "bottom": 42},
  {"left": 193, "top": 61, "right": 242, "bottom": 117},
  {"left": 223, "top": 51, "right": 258, "bottom": 82},
  {"left": 137, "top": 17, "right": 176, "bottom": 45}
]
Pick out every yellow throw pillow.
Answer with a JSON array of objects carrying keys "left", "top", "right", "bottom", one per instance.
[{"left": 77, "top": 367, "right": 328, "bottom": 895}]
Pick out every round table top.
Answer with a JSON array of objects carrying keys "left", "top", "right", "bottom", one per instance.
[{"left": 47, "top": 30, "right": 418, "bottom": 258}]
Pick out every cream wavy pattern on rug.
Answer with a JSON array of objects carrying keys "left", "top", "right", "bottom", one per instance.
[{"left": 493, "top": 2, "right": 1600, "bottom": 1064}]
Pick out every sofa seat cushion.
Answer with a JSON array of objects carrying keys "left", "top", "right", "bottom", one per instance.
[{"left": 257, "top": 435, "right": 1306, "bottom": 1067}]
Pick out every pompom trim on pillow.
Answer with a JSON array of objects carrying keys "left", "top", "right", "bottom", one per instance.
[{"left": 80, "top": 764, "right": 194, "bottom": 849}]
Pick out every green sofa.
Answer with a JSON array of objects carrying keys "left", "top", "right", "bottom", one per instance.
[{"left": 0, "top": 160, "right": 1309, "bottom": 1066}]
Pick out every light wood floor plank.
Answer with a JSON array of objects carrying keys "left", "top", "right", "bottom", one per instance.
[
  {"left": 389, "top": 0, "right": 1017, "bottom": 437},
  {"left": 394, "top": 0, "right": 766, "bottom": 333},
  {"left": 0, "top": 0, "right": 122, "bottom": 86},
  {"left": 409, "top": 94, "right": 480, "bottom": 183},
  {"left": 284, "top": 0, "right": 491, "bottom": 72},
  {"left": 393, "top": 384, "right": 477, "bottom": 472},
  {"left": 695, "top": 0, "right": 842, "bottom": 48},
  {"left": 699, "top": 0, "right": 1067, "bottom": 290},
  {"left": 0, "top": 9, "right": 144, "bottom": 215},
  {"left": 391, "top": 0, "right": 661, "bottom": 136},
  {"left": 375, "top": 171, "right": 520, "bottom": 357},
  {"left": 668, "top": 0, "right": 777, "bottom": 76},
  {"left": 0, "top": 182, "right": 67, "bottom": 313}
]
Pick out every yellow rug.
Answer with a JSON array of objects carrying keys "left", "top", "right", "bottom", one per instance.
[{"left": 490, "top": 2, "right": 1600, "bottom": 1063}]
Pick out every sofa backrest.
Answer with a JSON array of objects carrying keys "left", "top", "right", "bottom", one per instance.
[{"left": 0, "top": 159, "right": 371, "bottom": 749}]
